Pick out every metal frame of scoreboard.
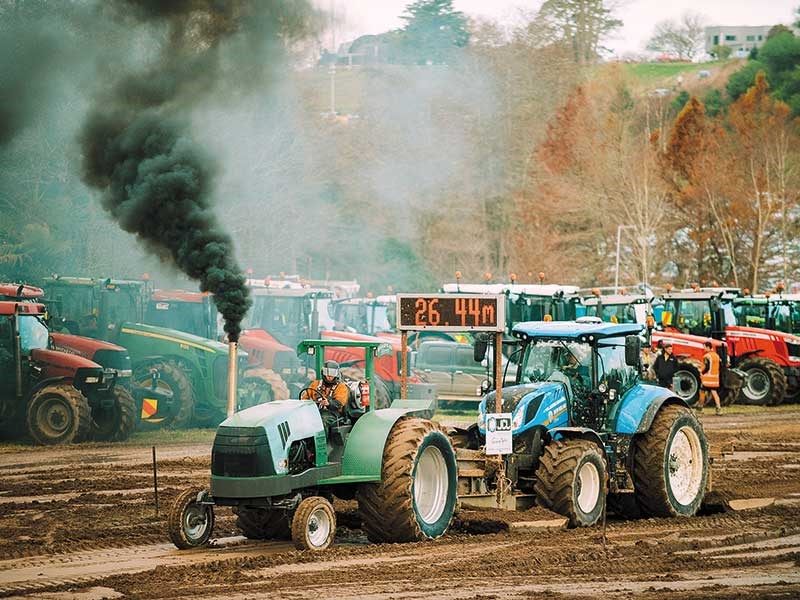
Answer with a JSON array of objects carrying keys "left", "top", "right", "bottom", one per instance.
[{"left": 395, "top": 294, "right": 505, "bottom": 413}]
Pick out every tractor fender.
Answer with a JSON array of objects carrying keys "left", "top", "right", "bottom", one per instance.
[
  {"left": 26, "top": 376, "right": 73, "bottom": 401},
  {"left": 339, "top": 408, "right": 423, "bottom": 479},
  {"left": 612, "top": 384, "right": 687, "bottom": 435},
  {"left": 547, "top": 427, "right": 604, "bottom": 450}
]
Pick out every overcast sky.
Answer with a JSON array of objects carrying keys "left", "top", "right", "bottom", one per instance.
[{"left": 321, "top": 0, "right": 798, "bottom": 56}]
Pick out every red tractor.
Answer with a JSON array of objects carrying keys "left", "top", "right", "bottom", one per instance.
[
  {"left": 319, "top": 329, "right": 436, "bottom": 409},
  {"left": 661, "top": 290, "right": 800, "bottom": 405},
  {"left": 0, "top": 300, "right": 116, "bottom": 445},
  {"left": 0, "top": 284, "right": 137, "bottom": 441}
]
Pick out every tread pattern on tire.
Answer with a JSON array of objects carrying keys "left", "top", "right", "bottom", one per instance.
[
  {"left": 91, "top": 387, "right": 137, "bottom": 442},
  {"left": 534, "top": 439, "right": 606, "bottom": 527},
  {"left": 356, "top": 418, "right": 453, "bottom": 543},
  {"left": 291, "top": 496, "right": 336, "bottom": 551},
  {"left": 26, "top": 384, "right": 91, "bottom": 445},
  {"left": 243, "top": 367, "right": 289, "bottom": 401},
  {"left": 632, "top": 404, "right": 706, "bottom": 518},
  {"left": 738, "top": 356, "right": 787, "bottom": 406},
  {"left": 233, "top": 506, "right": 291, "bottom": 540},
  {"left": 168, "top": 489, "right": 213, "bottom": 549},
  {"left": 135, "top": 360, "right": 194, "bottom": 429}
]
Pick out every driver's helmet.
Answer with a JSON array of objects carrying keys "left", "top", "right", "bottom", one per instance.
[{"left": 322, "top": 360, "right": 340, "bottom": 384}]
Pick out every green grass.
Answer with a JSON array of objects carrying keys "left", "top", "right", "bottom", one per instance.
[{"left": 624, "top": 60, "right": 731, "bottom": 85}]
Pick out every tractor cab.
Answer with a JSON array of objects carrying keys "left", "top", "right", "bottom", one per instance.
[
  {"left": 41, "top": 276, "right": 149, "bottom": 340},
  {"left": 328, "top": 295, "right": 396, "bottom": 336},
  {"left": 660, "top": 290, "right": 738, "bottom": 339},
  {"left": 146, "top": 289, "right": 218, "bottom": 340},
  {"left": 733, "top": 295, "right": 800, "bottom": 335},
  {"left": 244, "top": 288, "right": 336, "bottom": 350}
]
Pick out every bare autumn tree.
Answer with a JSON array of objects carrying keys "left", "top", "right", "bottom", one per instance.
[
  {"left": 536, "top": 0, "right": 623, "bottom": 64},
  {"left": 646, "top": 12, "right": 707, "bottom": 60}
]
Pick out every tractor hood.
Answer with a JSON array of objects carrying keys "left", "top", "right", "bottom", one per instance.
[
  {"left": 50, "top": 333, "right": 131, "bottom": 374},
  {"left": 221, "top": 399, "right": 323, "bottom": 434},
  {"left": 31, "top": 348, "right": 100, "bottom": 370},
  {"left": 118, "top": 322, "right": 232, "bottom": 355},
  {"left": 478, "top": 381, "right": 569, "bottom": 435},
  {"left": 480, "top": 382, "right": 562, "bottom": 414}
]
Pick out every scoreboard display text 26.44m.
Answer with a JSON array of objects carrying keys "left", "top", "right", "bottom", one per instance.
[{"left": 396, "top": 294, "right": 505, "bottom": 332}]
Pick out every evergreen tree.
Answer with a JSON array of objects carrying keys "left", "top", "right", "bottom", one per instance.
[{"left": 398, "top": 0, "right": 469, "bottom": 64}]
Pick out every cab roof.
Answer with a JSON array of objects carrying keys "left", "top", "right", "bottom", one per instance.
[
  {"left": 0, "top": 283, "right": 43, "bottom": 298},
  {"left": 512, "top": 320, "right": 643, "bottom": 341}
]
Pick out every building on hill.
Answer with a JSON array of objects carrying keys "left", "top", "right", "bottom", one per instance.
[{"left": 704, "top": 25, "right": 775, "bottom": 57}]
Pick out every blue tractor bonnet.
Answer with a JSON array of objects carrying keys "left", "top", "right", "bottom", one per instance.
[{"left": 478, "top": 381, "right": 569, "bottom": 435}]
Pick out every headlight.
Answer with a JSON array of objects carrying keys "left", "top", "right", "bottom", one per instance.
[
  {"left": 85, "top": 376, "right": 100, "bottom": 384},
  {"left": 511, "top": 409, "right": 524, "bottom": 431}
]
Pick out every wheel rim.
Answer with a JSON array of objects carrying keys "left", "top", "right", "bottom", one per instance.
[
  {"left": 306, "top": 506, "right": 332, "bottom": 548},
  {"left": 667, "top": 425, "right": 704, "bottom": 505},
  {"left": 413, "top": 445, "right": 449, "bottom": 524},
  {"left": 182, "top": 503, "right": 211, "bottom": 543},
  {"left": 36, "top": 396, "right": 73, "bottom": 438},
  {"left": 743, "top": 368, "right": 770, "bottom": 401},
  {"left": 576, "top": 461, "right": 601, "bottom": 514},
  {"left": 673, "top": 369, "right": 698, "bottom": 401}
]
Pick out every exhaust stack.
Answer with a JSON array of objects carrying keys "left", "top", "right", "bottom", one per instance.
[{"left": 227, "top": 342, "right": 238, "bottom": 417}]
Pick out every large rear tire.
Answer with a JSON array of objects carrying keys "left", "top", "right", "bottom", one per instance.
[
  {"left": 241, "top": 368, "right": 289, "bottom": 407},
  {"left": 738, "top": 357, "right": 787, "bottom": 406},
  {"left": 233, "top": 506, "right": 291, "bottom": 540},
  {"left": 134, "top": 360, "right": 194, "bottom": 429},
  {"left": 357, "top": 418, "right": 457, "bottom": 543},
  {"left": 90, "top": 387, "right": 137, "bottom": 442},
  {"left": 168, "top": 489, "right": 214, "bottom": 549},
  {"left": 291, "top": 496, "right": 336, "bottom": 551},
  {"left": 632, "top": 404, "right": 708, "bottom": 518},
  {"left": 534, "top": 439, "right": 607, "bottom": 528},
  {"left": 26, "top": 384, "right": 91, "bottom": 445}
]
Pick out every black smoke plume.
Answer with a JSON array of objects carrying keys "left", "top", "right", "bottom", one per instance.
[{"left": 79, "top": 0, "right": 315, "bottom": 341}]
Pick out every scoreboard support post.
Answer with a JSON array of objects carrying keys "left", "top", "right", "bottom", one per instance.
[
  {"left": 401, "top": 330, "right": 408, "bottom": 400},
  {"left": 494, "top": 331, "right": 502, "bottom": 412}
]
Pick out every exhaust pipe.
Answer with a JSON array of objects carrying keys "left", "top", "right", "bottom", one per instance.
[{"left": 227, "top": 341, "right": 238, "bottom": 417}]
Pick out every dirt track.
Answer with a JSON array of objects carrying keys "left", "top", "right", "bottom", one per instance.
[{"left": 2, "top": 409, "right": 800, "bottom": 599}]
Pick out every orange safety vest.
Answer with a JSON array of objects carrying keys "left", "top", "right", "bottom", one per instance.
[{"left": 701, "top": 351, "right": 720, "bottom": 389}]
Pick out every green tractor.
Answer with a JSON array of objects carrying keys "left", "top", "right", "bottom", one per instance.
[
  {"left": 169, "top": 339, "right": 458, "bottom": 551},
  {"left": 41, "top": 276, "right": 273, "bottom": 428}
]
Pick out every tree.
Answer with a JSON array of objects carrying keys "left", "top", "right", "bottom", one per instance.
[
  {"left": 646, "top": 12, "right": 706, "bottom": 61},
  {"left": 536, "top": 0, "right": 623, "bottom": 64},
  {"left": 726, "top": 61, "right": 767, "bottom": 100},
  {"left": 710, "top": 44, "right": 732, "bottom": 60},
  {"left": 398, "top": 0, "right": 469, "bottom": 64},
  {"left": 767, "top": 24, "right": 793, "bottom": 40}
]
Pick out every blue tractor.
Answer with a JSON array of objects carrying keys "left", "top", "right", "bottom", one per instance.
[{"left": 465, "top": 320, "right": 709, "bottom": 527}]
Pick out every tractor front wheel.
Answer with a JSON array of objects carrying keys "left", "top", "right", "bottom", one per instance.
[
  {"left": 90, "top": 387, "right": 137, "bottom": 442},
  {"left": 26, "top": 384, "right": 91, "bottom": 445},
  {"left": 632, "top": 405, "right": 708, "bottom": 518},
  {"left": 168, "top": 489, "right": 214, "bottom": 549},
  {"left": 357, "top": 418, "right": 457, "bottom": 543},
  {"left": 738, "top": 357, "right": 787, "bottom": 406},
  {"left": 134, "top": 361, "right": 194, "bottom": 429},
  {"left": 291, "top": 496, "right": 336, "bottom": 551},
  {"left": 534, "top": 439, "right": 607, "bottom": 527}
]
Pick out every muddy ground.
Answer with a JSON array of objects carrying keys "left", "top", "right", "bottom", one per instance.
[{"left": 2, "top": 408, "right": 800, "bottom": 599}]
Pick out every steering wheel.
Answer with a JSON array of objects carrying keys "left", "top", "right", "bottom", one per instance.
[{"left": 299, "top": 386, "right": 328, "bottom": 407}]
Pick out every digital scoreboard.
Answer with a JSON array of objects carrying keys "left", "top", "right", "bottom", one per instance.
[{"left": 396, "top": 294, "right": 505, "bottom": 332}]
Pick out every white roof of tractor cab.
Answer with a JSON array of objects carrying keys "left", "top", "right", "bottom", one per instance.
[{"left": 441, "top": 283, "right": 579, "bottom": 297}]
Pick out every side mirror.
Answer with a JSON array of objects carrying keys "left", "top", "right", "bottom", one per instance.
[
  {"left": 473, "top": 335, "right": 488, "bottom": 363},
  {"left": 625, "top": 335, "right": 641, "bottom": 366}
]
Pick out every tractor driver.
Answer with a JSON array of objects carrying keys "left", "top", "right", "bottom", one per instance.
[{"left": 301, "top": 360, "right": 350, "bottom": 430}]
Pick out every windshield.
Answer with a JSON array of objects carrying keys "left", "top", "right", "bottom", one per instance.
[
  {"left": 734, "top": 302, "right": 767, "bottom": 328},
  {"left": 146, "top": 301, "right": 215, "bottom": 338},
  {"left": 18, "top": 316, "right": 49, "bottom": 353},
  {"left": 587, "top": 303, "right": 639, "bottom": 324},
  {"left": 770, "top": 303, "right": 800, "bottom": 334},
  {"left": 596, "top": 336, "right": 638, "bottom": 392},
  {"left": 521, "top": 341, "right": 592, "bottom": 388},
  {"left": 103, "top": 288, "right": 141, "bottom": 325}
]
